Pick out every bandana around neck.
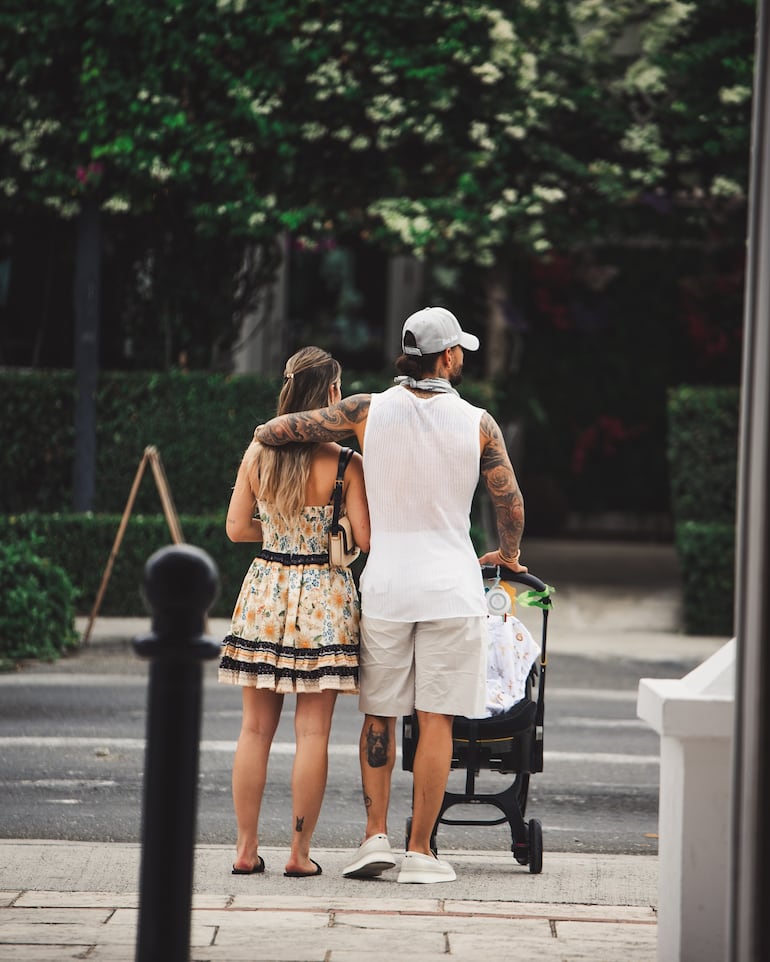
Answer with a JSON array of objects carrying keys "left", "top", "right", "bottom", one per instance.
[{"left": 394, "top": 376, "right": 460, "bottom": 397}]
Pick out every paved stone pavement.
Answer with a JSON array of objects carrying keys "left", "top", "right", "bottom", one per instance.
[{"left": 0, "top": 841, "right": 658, "bottom": 961}]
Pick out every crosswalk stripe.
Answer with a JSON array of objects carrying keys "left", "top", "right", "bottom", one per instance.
[{"left": 0, "top": 736, "right": 659, "bottom": 766}]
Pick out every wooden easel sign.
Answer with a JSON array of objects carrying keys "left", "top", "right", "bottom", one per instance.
[{"left": 81, "top": 446, "right": 184, "bottom": 645}]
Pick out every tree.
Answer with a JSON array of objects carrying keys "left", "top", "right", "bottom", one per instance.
[
  {"left": 572, "top": 0, "right": 754, "bottom": 239},
  {"left": 1, "top": 0, "right": 645, "bottom": 364},
  {"left": 0, "top": 0, "right": 757, "bottom": 515}
]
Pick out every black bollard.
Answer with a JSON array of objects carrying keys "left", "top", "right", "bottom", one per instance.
[{"left": 132, "top": 544, "right": 221, "bottom": 962}]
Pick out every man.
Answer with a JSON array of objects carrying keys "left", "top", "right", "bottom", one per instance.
[{"left": 254, "top": 306, "right": 526, "bottom": 884}]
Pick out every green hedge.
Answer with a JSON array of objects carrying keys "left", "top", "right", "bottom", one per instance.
[
  {"left": 0, "top": 370, "right": 502, "bottom": 634},
  {"left": 667, "top": 386, "right": 739, "bottom": 635},
  {"left": 0, "top": 539, "right": 79, "bottom": 666},
  {"left": 673, "top": 521, "right": 736, "bottom": 636},
  {"left": 0, "top": 513, "right": 259, "bottom": 620},
  {"left": 0, "top": 369, "right": 499, "bottom": 515},
  {"left": 666, "top": 385, "right": 740, "bottom": 524},
  {"left": 0, "top": 512, "right": 375, "bottom": 621},
  {"left": 0, "top": 370, "right": 279, "bottom": 514}
]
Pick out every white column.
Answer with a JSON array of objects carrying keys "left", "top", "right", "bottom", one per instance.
[{"left": 637, "top": 640, "right": 736, "bottom": 962}]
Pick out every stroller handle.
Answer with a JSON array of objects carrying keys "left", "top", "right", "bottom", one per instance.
[{"left": 480, "top": 565, "right": 548, "bottom": 594}]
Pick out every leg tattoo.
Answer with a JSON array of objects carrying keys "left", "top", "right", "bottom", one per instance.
[
  {"left": 295, "top": 816, "right": 305, "bottom": 832},
  {"left": 365, "top": 723, "right": 389, "bottom": 768}
]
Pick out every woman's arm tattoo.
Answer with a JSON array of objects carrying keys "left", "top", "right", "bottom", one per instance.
[
  {"left": 255, "top": 394, "right": 370, "bottom": 445},
  {"left": 479, "top": 411, "right": 525, "bottom": 556}
]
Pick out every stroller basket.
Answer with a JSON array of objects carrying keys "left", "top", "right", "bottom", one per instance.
[{"left": 402, "top": 567, "right": 552, "bottom": 873}]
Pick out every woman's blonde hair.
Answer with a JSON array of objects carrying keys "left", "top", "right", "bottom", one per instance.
[{"left": 248, "top": 346, "right": 341, "bottom": 519}]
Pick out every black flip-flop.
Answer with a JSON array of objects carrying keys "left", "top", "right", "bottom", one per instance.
[
  {"left": 232, "top": 855, "right": 265, "bottom": 875},
  {"left": 283, "top": 859, "right": 322, "bottom": 878}
]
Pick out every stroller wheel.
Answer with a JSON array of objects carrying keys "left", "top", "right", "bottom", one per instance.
[{"left": 528, "top": 818, "right": 543, "bottom": 874}]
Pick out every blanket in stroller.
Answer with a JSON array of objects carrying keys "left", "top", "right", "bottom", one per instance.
[{"left": 484, "top": 615, "right": 540, "bottom": 717}]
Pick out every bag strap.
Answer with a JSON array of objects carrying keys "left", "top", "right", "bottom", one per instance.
[{"left": 331, "top": 447, "right": 354, "bottom": 534}]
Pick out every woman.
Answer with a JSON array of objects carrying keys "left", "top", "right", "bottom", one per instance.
[{"left": 219, "top": 346, "right": 370, "bottom": 878}]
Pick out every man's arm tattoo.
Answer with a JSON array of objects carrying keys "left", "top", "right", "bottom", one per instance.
[
  {"left": 255, "top": 394, "right": 370, "bottom": 446},
  {"left": 364, "top": 722, "right": 389, "bottom": 768},
  {"left": 480, "top": 411, "right": 525, "bottom": 558}
]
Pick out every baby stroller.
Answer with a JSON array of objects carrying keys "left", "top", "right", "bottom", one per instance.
[{"left": 402, "top": 567, "right": 552, "bottom": 873}]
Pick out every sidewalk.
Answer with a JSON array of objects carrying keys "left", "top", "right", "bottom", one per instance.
[
  {"left": 0, "top": 539, "right": 731, "bottom": 960},
  {"left": 0, "top": 842, "right": 657, "bottom": 962}
]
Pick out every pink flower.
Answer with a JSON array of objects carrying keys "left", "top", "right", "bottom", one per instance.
[{"left": 75, "top": 161, "right": 105, "bottom": 187}]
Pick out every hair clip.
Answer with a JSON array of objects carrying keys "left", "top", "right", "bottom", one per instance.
[{"left": 284, "top": 372, "right": 294, "bottom": 380}]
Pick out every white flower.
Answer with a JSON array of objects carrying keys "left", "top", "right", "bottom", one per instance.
[
  {"left": 45, "top": 197, "right": 80, "bottom": 218},
  {"left": 489, "top": 14, "right": 515, "bottom": 45},
  {"left": 473, "top": 62, "right": 503, "bottom": 85},
  {"left": 469, "top": 121, "right": 496, "bottom": 152},
  {"left": 519, "top": 52, "right": 538, "bottom": 86},
  {"left": 711, "top": 176, "right": 744, "bottom": 199},
  {"left": 485, "top": 9, "right": 517, "bottom": 68},
  {"left": 504, "top": 125, "right": 526, "bottom": 140},
  {"left": 301, "top": 122, "right": 327, "bottom": 141},
  {"left": 366, "top": 94, "right": 406, "bottom": 123},
  {"left": 250, "top": 95, "right": 280, "bottom": 117},
  {"left": 150, "top": 158, "right": 172, "bottom": 182},
  {"left": 621, "top": 123, "right": 669, "bottom": 167},
  {"left": 533, "top": 185, "right": 566, "bottom": 204},
  {"left": 626, "top": 64, "right": 665, "bottom": 94},
  {"left": 414, "top": 118, "right": 444, "bottom": 143},
  {"left": 101, "top": 196, "right": 130, "bottom": 214},
  {"left": 229, "top": 138, "right": 253, "bottom": 156},
  {"left": 719, "top": 85, "right": 752, "bottom": 106}
]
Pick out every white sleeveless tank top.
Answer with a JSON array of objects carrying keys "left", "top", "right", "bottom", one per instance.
[{"left": 359, "top": 385, "right": 487, "bottom": 621}]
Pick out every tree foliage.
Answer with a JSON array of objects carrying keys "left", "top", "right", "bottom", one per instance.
[
  {"left": 572, "top": 0, "right": 754, "bottom": 240},
  {"left": 0, "top": 0, "right": 757, "bottom": 365},
  {"left": 0, "top": 0, "right": 683, "bottom": 261}
]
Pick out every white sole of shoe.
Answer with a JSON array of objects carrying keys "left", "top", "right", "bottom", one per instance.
[
  {"left": 396, "top": 869, "right": 457, "bottom": 884},
  {"left": 342, "top": 856, "right": 397, "bottom": 879}
]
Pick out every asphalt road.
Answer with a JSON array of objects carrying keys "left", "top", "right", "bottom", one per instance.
[{"left": 0, "top": 635, "right": 706, "bottom": 858}]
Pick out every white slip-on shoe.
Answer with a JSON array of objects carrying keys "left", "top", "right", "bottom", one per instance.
[
  {"left": 341, "top": 834, "right": 397, "bottom": 878},
  {"left": 396, "top": 851, "right": 457, "bottom": 884}
]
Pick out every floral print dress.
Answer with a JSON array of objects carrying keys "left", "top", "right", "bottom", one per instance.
[{"left": 218, "top": 500, "right": 360, "bottom": 693}]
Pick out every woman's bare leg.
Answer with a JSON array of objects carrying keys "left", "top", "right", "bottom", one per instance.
[
  {"left": 284, "top": 689, "right": 338, "bottom": 875},
  {"left": 231, "top": 687, "right": 283, "bottom": 871}
]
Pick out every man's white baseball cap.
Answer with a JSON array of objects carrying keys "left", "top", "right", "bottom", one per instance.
[{"left": 401, "top": 307, "right": 480, "bottom": 356}]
